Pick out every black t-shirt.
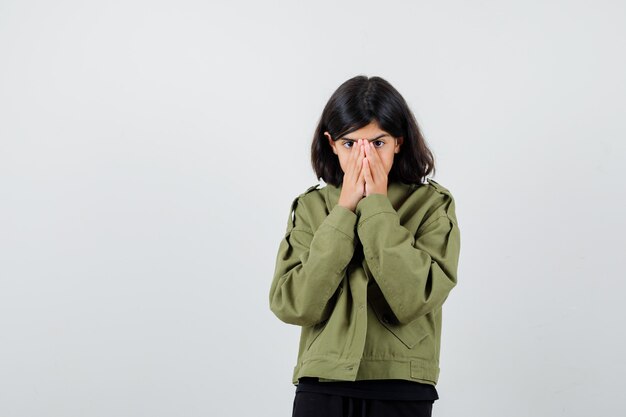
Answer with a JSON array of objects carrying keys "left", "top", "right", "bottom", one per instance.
[{"left": 295, "top": 376, "right": 439, "bottom": 401}]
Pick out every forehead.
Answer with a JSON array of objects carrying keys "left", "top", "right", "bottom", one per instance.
[{"left": 341, "top": 122, "right": 390, "bottom": 141}]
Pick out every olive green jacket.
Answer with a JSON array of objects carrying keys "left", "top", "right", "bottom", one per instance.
[{"left": 268, "top": 179, "right": 461, "bottom": 386}]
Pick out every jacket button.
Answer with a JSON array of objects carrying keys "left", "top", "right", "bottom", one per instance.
[{"left": 382, "top": 314, "right": 391, "bottom": 324}]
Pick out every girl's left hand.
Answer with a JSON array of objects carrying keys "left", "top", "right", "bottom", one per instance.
[{"left": 362, "top": 140, "right": 388, "bottom": 197}]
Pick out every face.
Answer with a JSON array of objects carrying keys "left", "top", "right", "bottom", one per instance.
[{"left": 325, "top": 120, "right": 403, "bottom": 176}]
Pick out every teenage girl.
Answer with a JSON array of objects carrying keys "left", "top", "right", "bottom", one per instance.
[{"left": 269, "top": 75, "right": 461, "bottom": 417}]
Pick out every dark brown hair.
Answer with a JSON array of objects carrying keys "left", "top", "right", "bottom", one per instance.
[{"left": 311, "top": 75, "right": 435, "bottom": 187}]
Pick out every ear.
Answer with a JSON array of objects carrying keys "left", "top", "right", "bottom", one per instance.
[
  {"left": 395, "top": 136, "right": 404, "bottom": 153},
  {"left": 324, "top": 131, "right": 338, "bottom": 155}
]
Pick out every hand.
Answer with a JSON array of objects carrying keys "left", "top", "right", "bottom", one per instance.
[
  {"left": 338, "top": 139, "right": 367, "bottom": 212},
  {"left": 362, "top": 140, "right": 388, "bottom": 197}
]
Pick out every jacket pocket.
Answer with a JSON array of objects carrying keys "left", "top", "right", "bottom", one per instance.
[
  {"left": 366, "top": 277, "right": 429, "bottom": 349},
  {"left": 305, "top": 318, "right": 329, "bottom": 350},
  {"left": 370, "top": 303, "right": 428, "bottom": 349}
]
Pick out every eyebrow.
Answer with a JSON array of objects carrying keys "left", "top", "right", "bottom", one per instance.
[{"left": 340, "top": 133, "right": 389, "bottom": 142}]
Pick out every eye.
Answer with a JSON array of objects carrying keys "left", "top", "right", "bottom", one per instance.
[
  {"left": 373, "top": 140, "right": 385, "bottom": 148},
  {"left": 342, "top": 141, "right": 355, "bottom": 149}
]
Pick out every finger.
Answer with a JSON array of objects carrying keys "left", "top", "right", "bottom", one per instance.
[
  {"left": 351, "top": 139, "right": 359, "bottom": 162},
  {"left": 349, "top": 139, "right": 360, "bottom": 171},
  {"left": 364, "top": 141, "right": 379, "bottom": 168},
  {"left": 363, "top": 159, "right": 374, "bottom": 193},
  {"left": 363, "top": 141, "right": 378, "bottom": 180},
  {"left": 358, "top": 169, "right": 366, "bottom": 196},
  {"left": 367, "top": 142, "right": 386, "bottom": 180},
  {"left": 357, "top": 165, "right": 365, "bottom": 187},
  {"left": 346, "top": 140, "right": 360, "bottom": 183},
  {"left": 354, "top": 139, "right": 365, "bottom": 179},
  {"left": 363, "top": 157, "right": 374, "bottom": 185},
  {"left": 358, "top": 162, "right": 367, "bottom": 195}
]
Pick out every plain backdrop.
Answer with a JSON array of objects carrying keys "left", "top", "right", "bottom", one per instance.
[{"left": 1, "top": 1, "right": 625, "bottom": 416}]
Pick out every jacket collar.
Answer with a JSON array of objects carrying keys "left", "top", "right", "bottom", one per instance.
[{"left": 323, "top": 180, "right": 418, "bottom": 212}]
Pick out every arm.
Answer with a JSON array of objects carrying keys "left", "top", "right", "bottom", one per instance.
[
  {"left": 356, "top": 193, "right": 461, "bottom": 324},
  {"left": 269, "top": 195, "right": 357, "bottom": 326}
]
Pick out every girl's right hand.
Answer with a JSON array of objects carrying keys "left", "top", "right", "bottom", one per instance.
[{"left": 338, "top": 139, "right": 366, "bottom": 212}]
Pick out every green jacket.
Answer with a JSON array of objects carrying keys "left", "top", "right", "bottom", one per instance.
[{"left": 269, "top": 179, "right": 461, "bottom": 386}]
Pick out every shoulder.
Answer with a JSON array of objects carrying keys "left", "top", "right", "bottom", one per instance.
[
  {"left": 301, "top": 183, "right": 322, "bottom": 197},
  {"left": 285, "top": 183, "right": 323, "bottom": 231},
  {"left": 425, "top": 178, "right": 454, "bottom": 197},
  {"left": 291, "top": 183, "right": 323, "bottom": 207},
  {"left": 416, "top": 178, "right": 459, "bottom": 226}
]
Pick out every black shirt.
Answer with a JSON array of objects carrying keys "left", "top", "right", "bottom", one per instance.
[{"left": 295, "top": 376, "right": 439, "bottom": 401}]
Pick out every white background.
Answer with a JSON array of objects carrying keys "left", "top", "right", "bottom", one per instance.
[{"left": 1, "top": 1, "right": 624, "bottom": 416}]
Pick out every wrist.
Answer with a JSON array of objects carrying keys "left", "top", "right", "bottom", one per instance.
[{"left": 337, "top": 201, "right": 356, "bottom": 213}]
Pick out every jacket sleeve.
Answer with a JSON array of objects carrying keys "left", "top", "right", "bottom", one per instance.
[
  {"left": 356, "top": 193, "right": 460, "bottom": 324},
  {"left": 269, "top": 195, "right": 357, "bottom": 326}
]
